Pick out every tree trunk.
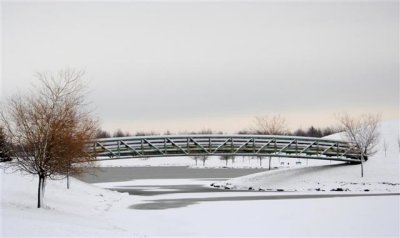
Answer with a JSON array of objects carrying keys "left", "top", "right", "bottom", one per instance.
[
  {"left": 41, "top": 177, "right": 46, "bottom": 202},
  {"left": 202, "top": 159, "right": 205, "bottom": 166},
  {"left": 360, "top": 153, "right": 364, "bottom": 177},
  {"left": 259, "top": 157, "right": 262, "bottom": 167},
  {"left": 37, "top": 175, "right": 45, "bottom": 208},
  {"left": 37, "top": 176, "right": 42, "bottom": 208},
  {"left": 67, "top": 172, "right": 70, "bottom": 189},
  {"left": 66, "top": 165, "right": 70, "bottom": 189},
  {"left": 226, "top": 159, "right": 228, "bottom": 167},
  {"left": 268, "top": 157, "right": 271, "bottom": 170}
]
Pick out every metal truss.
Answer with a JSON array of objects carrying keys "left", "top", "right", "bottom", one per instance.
[{"left": 89, "top": 135, "right": 362, "bottom": 163}]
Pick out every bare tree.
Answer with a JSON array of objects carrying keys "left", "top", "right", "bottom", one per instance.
[
  {"left": 253, "top": 115, "right": 288, "bottom": 135},
  {"left": 96, "top": 129, "right": 111, "bottom": 139},
  {"left": 338, "top": 113, "right": 381, "bottom": 177},
  {"left": 398, "top": 137, "right": 400, "bottom": 152},
  {"left": 268, "top": 156, "right": 272, "bottom": 170},
  {"left": 200, "top": 156, "right": 209, "bottom": 166},
  {"left": 0, "top": 69, "right": 98, "bottom": 207},
  {"left": 321, "top": 126, "right": 341, "bottom": 137},
  {"left": 382, "top": 140, "right": 388, "bottom": 158},
  {"left": 60, "top": 119, "right": 98, "bottom": 190},
  {"left": 305, "top": 126, "right": 323, "bottom": 137},
  {"left": 256, "top": 156, "right": 272, "bottom": 169},
  {"left": 257, "top": 156, "right": 263, "bottom": 167},
  {"left": 192, "top": 155, "right": 209, "bottom": 167},
  {"left": 192, "top": 156, "right": 199, "bottom": 166},
  {"left": 113, "top": 129, "right": 131, "bottom": 138},
  {"left": 231, "top": 156, "right": 235, "bottom": 164},
  {"left": 164, "top": 130, "right": 172, "bottom": 135},
  {"left": 219, "top": 155, "right": 231, "bottom": 167},
  {"left": 0, "top": 126, "right": 11, "bottom": 162}
]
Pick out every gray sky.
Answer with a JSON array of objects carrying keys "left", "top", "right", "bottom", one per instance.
[{"left": 1, "top": 0, "right": 399, "bottom": 133}]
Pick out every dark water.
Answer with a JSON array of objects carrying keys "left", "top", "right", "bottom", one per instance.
[
  {"left": 77, "top": 166, "right": 268, "bottom": 183},
  {"left": 131, "top": 193, "right": 400, "bottom": 210}
]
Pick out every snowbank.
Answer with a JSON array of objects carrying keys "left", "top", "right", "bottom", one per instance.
[
  {"left": 213, "top": 120, "right": 400, "bottom": 192},
  {"left": 0, "top": 169, "right": 138, "bottom": 237},
  {"left": 2, "top": 168, "right": 399, "bottom": 237}
]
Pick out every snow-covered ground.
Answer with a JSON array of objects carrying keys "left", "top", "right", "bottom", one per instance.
[
  {"left": 2, "top": 171, "right": 400, "bottom": 237},
  {"left": 0, "top": 170, "right": 136, "bottom": 237},
  {"left": 212, "top": 120, "right": 400, "bottom": 193},
  {"left": 1, "top": 120, "right": 399, "bottom": 237},
  {"left": 96, "top": 154, "right": 292, "bottom": 168}
]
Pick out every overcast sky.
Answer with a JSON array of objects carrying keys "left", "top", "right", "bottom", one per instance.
[{"left": 1, "top": 0, "right": 399, "bottom": 133}]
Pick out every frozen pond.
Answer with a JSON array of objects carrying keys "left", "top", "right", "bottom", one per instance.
[
  {"left": 77, "top": 166, "right": 269, "bottom": 205},
  {"left": 77, "top": 166, "right": 398, "bottom": 211},
  {"left": 77, "top": 166, "right": 267, "bottom": 183}
]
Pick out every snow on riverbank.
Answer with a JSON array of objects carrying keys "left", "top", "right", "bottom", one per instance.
[{"left": 213, "top": 120, "right": 400, "bottom": 192}]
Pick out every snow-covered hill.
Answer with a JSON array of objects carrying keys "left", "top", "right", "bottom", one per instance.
[{"left": 213, "top": 120, "right": 400, "bottom": 192}]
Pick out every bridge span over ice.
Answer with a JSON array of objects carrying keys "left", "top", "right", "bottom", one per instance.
[{"left": 89, "top": 135, "right": 362, "bottom": 163}]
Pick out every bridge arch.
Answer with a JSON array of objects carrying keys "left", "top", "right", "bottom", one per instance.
[{"left": 90, "top": 135, "right": 362, "bottom": 163}]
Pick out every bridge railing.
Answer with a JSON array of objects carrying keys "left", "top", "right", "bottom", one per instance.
[{"left": 88, "top": 135, "right": 362, "bottom": 163}]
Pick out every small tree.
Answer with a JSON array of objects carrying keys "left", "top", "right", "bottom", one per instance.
[
  {"left": 164, "top": 130, "right": 172, "bottom": 135},
  {"left": 0, "top": 126, "right": 11, "bottom": 162},
  {"left": 231, "top": 156, "right": 235, "bottom": 165},
  {"left": 220, "top": 155, "right": 231, "bottom": 167},
  {"left": 268, "top": 156, "right": 272, "bottom": 170},
  {"left": 192, "top": 156, "right": 199, "bottom": 166},
  {"left": 383, "top": 140, "right": 388, "bottom": 158},
  {"left": 257, "top": 156, "right": 263, "bottom": 167},
  {"left": 113, "top": 129, "right": 130, "bottom": 138},
  {"left": 398, "top": 137, "right": 400, "bottom": 151},
  {"left": 321, "top": 126, "right": 341, "bottom": 137},
  {"left": 293, "top": 128, "right": 307, "bottom": 137},
  {"left": 306, "top": 126, "right": 323, "bottom": 137},
  {"left": 1, "top": 69, "right": 98, "bottom": 207},
  {"left": 200, "top": 156, "right": 209, "bottom": 166},
  {"left": 338, "top": 113, "right": 381, "bottom": 177},
  {"left": 96, "top": 129, "right": 111, "bottom": 139},
  {"left": 253, "top": 115, "right": 288, "bottom": 135}
]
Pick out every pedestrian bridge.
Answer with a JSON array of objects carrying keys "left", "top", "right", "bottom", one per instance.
[{"left": 90, "top": 135, "right": 362, "bottom": 163}]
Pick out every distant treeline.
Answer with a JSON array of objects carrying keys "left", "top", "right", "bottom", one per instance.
[
  {"left": 238, "top": 126, "right": 340, "bottom": 138},
  {"left": 96, "top": 126, "right": 340, "bottom": 139}
]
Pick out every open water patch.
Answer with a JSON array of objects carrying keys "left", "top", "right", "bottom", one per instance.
[{"left": 130, "top": 193, "right": 400, "bottom": 210}]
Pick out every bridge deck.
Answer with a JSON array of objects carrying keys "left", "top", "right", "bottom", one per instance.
[{"left": 90, "top": 135, "right": 361, "bottom": 163}]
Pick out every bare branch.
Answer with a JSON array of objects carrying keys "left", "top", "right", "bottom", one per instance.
[
  {"left": 338, "top": 113, "right": 381, "bottom": 157},
  {"left": 253, "top": 115, "right": 288, "bottom": 135}
]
